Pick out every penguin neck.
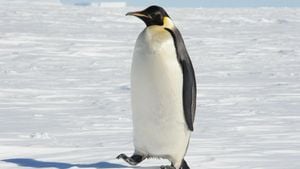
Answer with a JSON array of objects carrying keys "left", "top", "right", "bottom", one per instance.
[
  {"left": 143, "top": 17, "right": 176, "bottom": 41},
  {"left": 163, "top": 17, "right": 175, "bottom": 30}
]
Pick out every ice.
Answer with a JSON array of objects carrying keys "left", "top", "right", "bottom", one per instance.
[{"left": 0, "top": 0, "right": 300, "bottom": 169}]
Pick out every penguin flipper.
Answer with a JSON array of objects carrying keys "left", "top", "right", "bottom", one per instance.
[{"left": 165, "top": 27, "right": 197, "bottom": 131}]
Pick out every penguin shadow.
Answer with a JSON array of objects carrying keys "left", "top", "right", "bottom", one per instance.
[
  {"left": 2, "top": 158, "right": 126, "bottom": 169},
  {"left": 2, "top": 158, "right": 160, "bottom": 169}
]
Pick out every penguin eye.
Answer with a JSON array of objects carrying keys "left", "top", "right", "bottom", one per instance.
[{"left": 152, "top": 12, "right": 163, "bottom": 25}]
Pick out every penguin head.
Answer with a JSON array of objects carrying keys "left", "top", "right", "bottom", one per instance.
[{"left": 126, "top": 5, "right": 174, "bottom": 29}]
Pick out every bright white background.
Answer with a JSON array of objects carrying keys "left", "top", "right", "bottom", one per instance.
[{"left": 0, "top": 0, "right": 299, "bottom": 169}]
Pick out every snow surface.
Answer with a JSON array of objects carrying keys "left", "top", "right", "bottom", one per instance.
[{"left": 0, "top": 0, "right": 300, "bottom": 169}]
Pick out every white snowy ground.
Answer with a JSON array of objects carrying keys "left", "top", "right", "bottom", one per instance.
[{"left": 0, "top": 0, "right": 300, "bottom": 169}]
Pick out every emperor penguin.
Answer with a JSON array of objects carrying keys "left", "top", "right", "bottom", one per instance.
[{"left": 117, "top": 5, "right": 197, "bottom": 169}]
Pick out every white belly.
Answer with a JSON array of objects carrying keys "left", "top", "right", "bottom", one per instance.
[{"left": 131, "top": 26, "right": 190, "bottom": 161}]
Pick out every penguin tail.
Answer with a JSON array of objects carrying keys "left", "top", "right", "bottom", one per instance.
[{"left": 181, "top": 159, "right": 190, "bottom": 169}]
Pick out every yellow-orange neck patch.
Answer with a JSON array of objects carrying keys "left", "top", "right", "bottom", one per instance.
[{"left": 163, "top": 17, "right": 175, "bottom": 29}]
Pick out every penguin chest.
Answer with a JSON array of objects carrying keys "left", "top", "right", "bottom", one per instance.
[{"left": 131, "top": 27, "right": 190, "bottom": 157}]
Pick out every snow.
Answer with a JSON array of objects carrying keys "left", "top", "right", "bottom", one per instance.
[{"left": 0, "top": 0, "right": 300, "bottom": 169}]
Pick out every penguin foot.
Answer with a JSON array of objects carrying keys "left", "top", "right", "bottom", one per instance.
[
  {"left": 160, "top": 165, "right": 176, "bottom": 169},
  {"left": 163, "top": 159, "right": 190, "bottom": 169},
  {"left": 116, "top": 153, "right": 145, "bottom": 166}
]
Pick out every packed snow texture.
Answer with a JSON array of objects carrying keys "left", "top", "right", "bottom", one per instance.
[{"left": 0, "top": 0, "right": 300, "bottom": 169}]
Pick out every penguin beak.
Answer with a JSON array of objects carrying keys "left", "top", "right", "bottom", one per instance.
[{"left": 126, "top": 11, "right": 150, "bottom": 19}]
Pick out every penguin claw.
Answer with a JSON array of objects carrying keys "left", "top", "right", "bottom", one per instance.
[
  {"left": 116, "top": 153, "right": 127, "bottom": 159},
  {"left": 160, "top": 165, "right": 175, "bottom": 169},
  {"left": 116, "top": 153, "right": 139, "bottom": 166}
]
